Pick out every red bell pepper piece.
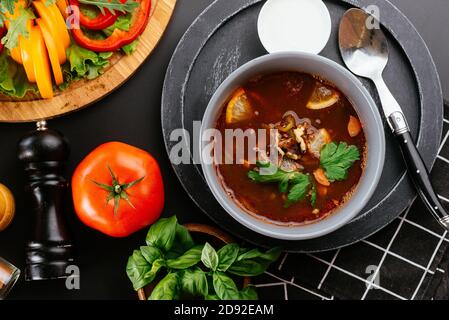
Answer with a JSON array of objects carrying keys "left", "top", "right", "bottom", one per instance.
[
  {"left": 0, "top": 27, "right": 6, "bottom": 54},
  {"left": 70, "top": 0, "right": 152, "bottom": 52},
  {"left": 70, "top": 0, "right": 124, "bottom": 30}
]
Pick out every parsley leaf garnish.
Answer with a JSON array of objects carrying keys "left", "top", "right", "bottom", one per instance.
[
  {"left": 248, "top": 162, "right": 313, "bottom": 208},
  {"left": 78, "top": 0, "right": 139, "bottom": 15},
  {"left": 320, "top": 142, "right": 360, "bottom": 182},
  {"left": 2, "top": 0, "right": 18, "bottom": 15},
  {"left": 0, "top": 0, "right": 18, "bottom": 29},
  {"left": 286, "top": 174, "right": 311, "bottom": 207},
  {"left": 1, "top": 7, "right": 35, "bottom": 50}
]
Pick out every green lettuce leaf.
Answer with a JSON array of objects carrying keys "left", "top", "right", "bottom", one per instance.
[
  {"left": 121, "top": 40, "right": 138, "bottom": 55},
  {"left": 65, "top": 43, "right": 113, "bottom": 80},
  {"left": 103, "top": 15, "right": 132, "bottom": 35},
  {"left": 0, "top": 52, "right": 38, "bottom": 98},
  {"left": 103, "top": 14, "right": 139, "bottom": 55}
]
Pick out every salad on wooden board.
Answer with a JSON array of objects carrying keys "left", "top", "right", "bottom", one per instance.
[{"left": 0, "top": 0, "right": 152, "bottom": 100}]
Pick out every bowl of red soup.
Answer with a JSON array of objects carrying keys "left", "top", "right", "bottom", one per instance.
[{"left": 200, "top": 52, "right": 385, "bottom": 240}]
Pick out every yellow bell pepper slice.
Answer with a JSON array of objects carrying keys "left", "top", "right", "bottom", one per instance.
[
  {"left": 33, "top": 1, "right": 67, "bottom": 64},
  {"left": 20, "top": 34, "right": 36, "bottom": 83},
  {"left": 56, "top": 0, "right": 69, "bottom": 18},
  {"left": 36, "top": 18, "right": 64, "bottom": 86},
  {"left": 19, "top": 21, "right": 36, "bottom": 83},
  {"left": 30, "top": 26, "right": 53, "bottom": 99},
  {"left": 43, "top": 1, "right": 71, "bottom": 49},
  {"left": 10, "top": 46, "right": 23, "bottom": 64}
]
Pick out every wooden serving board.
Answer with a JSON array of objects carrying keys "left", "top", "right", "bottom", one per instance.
[{"left": 0, "top": 0, "right": 176, "bottom": 123}]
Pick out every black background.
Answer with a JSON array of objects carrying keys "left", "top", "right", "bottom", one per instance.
[{"left": 0, "top": 0, "right": 448, "bottom": 300}]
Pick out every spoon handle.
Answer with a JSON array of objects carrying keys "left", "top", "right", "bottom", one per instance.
[{"left": 395, "top": 130, "right": 449, "bottom": 230}]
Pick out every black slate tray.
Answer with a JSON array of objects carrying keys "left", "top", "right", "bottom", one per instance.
[{"left": 161, "top": 0, "right": 443, "bottom": 252}]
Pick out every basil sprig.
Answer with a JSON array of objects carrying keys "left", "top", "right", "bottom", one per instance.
[{"left": 126, "top": 215, "right": 282, "bottom": 300}]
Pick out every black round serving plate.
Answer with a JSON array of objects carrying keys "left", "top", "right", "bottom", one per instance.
[{"left": 161, "top": 0, "right": 443, "bottom": 252}]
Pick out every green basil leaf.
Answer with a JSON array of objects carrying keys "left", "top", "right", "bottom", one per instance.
[
  {"left": 126, "top": 250, "right": 152, "bottom": 290},
  {"left": 143, "top": 258, "right": 165, "bottom": 285},
  {"left": 239, "top": 286, "right": 258, "bottom": 300},
  {"left": 205, "top": 294, "right": 220, "bottom": 300},
  {"left": 140, "top": 246, "right": 163, "bottom": 264},
  {"left": 166, "top": 245, "right": 204, "bottom": 270},
  {"left": 146, "top": 215, "right": 178, "bottom": 252},
  {"left": 148, "top": 272, "right": 180, "bottom": 300},
  {"left": 165, "top": 250, "right": 182, "bottom": 260},
  {"left": 179, "top": 267, "right": 208, "bottom": 298},
  {"left": 237, "top": 247, "right": 282, "bottom": 262},
  {"left": 201, "top": 242, "right": 219, "bottom": 271},
  {"left": 236, "top": 248, "right": 259, "bottom": 261},
  {"left": 227, "top": 259, "right": 269, "bottom": 277},
  {"left": 217, "top": 243, "right": 240, "bottom": 271},
  {"left": 176, "top": 224, "right": 195, "bottom": 248},
  {"left": 169, "top": 224, "right": 195, "bottom": 255},
  {"left": 212, "top": 272, "right": 240, "bottom": 300}
]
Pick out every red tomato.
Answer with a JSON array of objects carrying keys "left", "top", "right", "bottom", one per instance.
[{"left": 72, "top": 142, "right": 164, "bottom": 237}]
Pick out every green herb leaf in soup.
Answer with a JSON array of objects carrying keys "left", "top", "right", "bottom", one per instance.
[
  {"left": 286, "top": 174, "right": 311, "bottom": 207},
  {"left": 248, "top": 162, "right": 313, "bottom": 207},
  {"left": 320, "top": 142, "right": 360, "bottom": 182}
]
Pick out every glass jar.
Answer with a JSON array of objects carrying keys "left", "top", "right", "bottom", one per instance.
[{"left": 0, "top": 257, "right": 20, "bottom": 299}]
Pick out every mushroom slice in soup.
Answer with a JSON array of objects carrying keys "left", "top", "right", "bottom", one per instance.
[{"left": 307, "top": 128, "right": 332, "bottom": 159}]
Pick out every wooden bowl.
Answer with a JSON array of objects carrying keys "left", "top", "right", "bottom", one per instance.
[{"left": 137, "top": 223, "right": 250, "bottom": 300}]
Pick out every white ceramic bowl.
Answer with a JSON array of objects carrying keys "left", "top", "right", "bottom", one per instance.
[{"left": 200, "top": 52, "right": 385, "bottom": 240}]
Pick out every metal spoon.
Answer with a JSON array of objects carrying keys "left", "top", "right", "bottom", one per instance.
[{"left": 339, "top": 8, "right": 449, "bottom": 230}]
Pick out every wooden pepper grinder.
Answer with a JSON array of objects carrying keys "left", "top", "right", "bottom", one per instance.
[{"left": 17, "top": 121, "right": 75, "bottom": 281}]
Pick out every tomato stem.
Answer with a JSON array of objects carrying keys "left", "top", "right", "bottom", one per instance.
[{"left": 91, "top": 165, "right": 145, "bottom": 217}]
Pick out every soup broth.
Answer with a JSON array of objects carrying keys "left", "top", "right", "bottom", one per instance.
[{"left": 214, "top": 72, "right": 366, "bottom": 225}]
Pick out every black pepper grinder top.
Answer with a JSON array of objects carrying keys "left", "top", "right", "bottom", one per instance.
[{"left": 17, "top": 121, "right": 75, "bottom": 281}]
